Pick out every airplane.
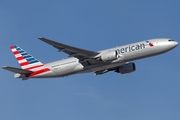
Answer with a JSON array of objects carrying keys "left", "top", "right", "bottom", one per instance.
[{"left": 2, "top": 37, "right": 178, "bottom": 80}]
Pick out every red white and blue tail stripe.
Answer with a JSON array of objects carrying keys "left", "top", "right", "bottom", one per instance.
[{"left": 10, "top": 45, "right": 45, "bottom": 71}]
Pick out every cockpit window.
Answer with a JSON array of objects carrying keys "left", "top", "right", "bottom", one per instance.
[{"left": 168, "top": 40, "right": 175, "bottom": 41}]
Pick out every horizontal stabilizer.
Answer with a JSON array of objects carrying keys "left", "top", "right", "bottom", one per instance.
[{"left": 2, "top": 66, "right": 33, "bottom": 74}]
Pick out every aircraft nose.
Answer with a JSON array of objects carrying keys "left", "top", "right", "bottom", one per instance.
[
  {"left": 168, "top": 40, "right": 178, "bottom": 49},
  {"left": 174, "top": 41, "right": 178, "bottom": 47}
]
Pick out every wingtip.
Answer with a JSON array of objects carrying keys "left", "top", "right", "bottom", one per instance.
[
  {"left": 2, "top": 66, "right": 7, "bottom": 69},
  {"left": 38, "top": 37, "right": 44, "bottom": 40}
]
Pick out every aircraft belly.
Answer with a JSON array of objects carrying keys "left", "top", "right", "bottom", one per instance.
[
  {"left": 80, "top": 62, "right": 124, "bottom": 73},
  {"left": 30, "top": 71, "right": 56, "bottom": 78}
]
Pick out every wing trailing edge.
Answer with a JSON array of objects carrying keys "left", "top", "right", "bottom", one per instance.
[{"left": 38, "top": 37, "right": 99, "bottom": 60}]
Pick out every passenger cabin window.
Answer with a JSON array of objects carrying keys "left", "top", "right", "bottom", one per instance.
[{"left": 168, "top": 40, "right": 175, "bottom": 42}]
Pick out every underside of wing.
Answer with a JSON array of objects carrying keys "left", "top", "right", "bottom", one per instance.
[
  {"left": 2, "top": 66, "right": 33, "bottom": 74},
  {"left": 38, "top": 37, "right": 99, "bottom": 60}
]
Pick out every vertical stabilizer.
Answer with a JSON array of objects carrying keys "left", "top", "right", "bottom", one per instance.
[{"left": 10, "top": 45, "right": 45, "bottom": 71}]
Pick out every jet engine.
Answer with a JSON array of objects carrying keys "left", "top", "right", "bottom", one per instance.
[
  {"left": 100, "top": 50, "right": 118, "bottom": 61},
  {"left": 116, "top": 62, "right": 136, "bottom": 74}
]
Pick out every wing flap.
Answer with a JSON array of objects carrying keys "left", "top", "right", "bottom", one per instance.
[
  {"left": 2, "top": 66, "right": 33, "bottom": 74},
  {"left": 38, "top": 37, "right": 99, "bottom": 60}
]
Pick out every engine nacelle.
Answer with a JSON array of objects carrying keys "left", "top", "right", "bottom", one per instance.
[
  {"left": 116, "top": 62, "right": 136, "bottom": 74},
  {"left": 101, "top": 50, "right": 118, "bottom": 61}
]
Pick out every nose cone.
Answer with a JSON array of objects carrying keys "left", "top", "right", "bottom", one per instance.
[
  {"left": 169, "top": 40, "right": 178, "bottom": 49},
  {"left": 158, "top": 39, "right": 178, "bottom": 53},
  {"left": 174, "top": 41, "right": 178, "bottom": 47}
]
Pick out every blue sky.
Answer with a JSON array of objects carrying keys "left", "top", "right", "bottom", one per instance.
[{"left": 1, "top": 0, "right": 180, "bottom": 120}]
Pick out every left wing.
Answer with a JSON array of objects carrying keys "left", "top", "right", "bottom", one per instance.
[{"left": 38, "top": 37, "right": 99, "bottom": 61}]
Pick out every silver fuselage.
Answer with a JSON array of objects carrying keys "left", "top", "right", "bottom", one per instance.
[{"left": 32, "top": 38, "right": 178, "bottom": 78}]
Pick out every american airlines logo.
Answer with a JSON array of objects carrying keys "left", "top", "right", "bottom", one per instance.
[
  {"left": 146, "top": 40, "right": 154, "bottom": 47},
  {"left": 117, "top": 41, "right": 154, "bottom": 54},
  {"left": 116, "top": 43, "right": 146, "bottom": 54}
]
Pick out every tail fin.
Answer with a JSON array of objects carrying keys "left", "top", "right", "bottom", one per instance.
[{"left": 10, "top": 45, "right": 44, "bottom": 71}]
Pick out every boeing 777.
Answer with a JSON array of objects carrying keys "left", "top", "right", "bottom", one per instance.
[{"left": 2, "top": 37, "right": 178, "bottom": 80}]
